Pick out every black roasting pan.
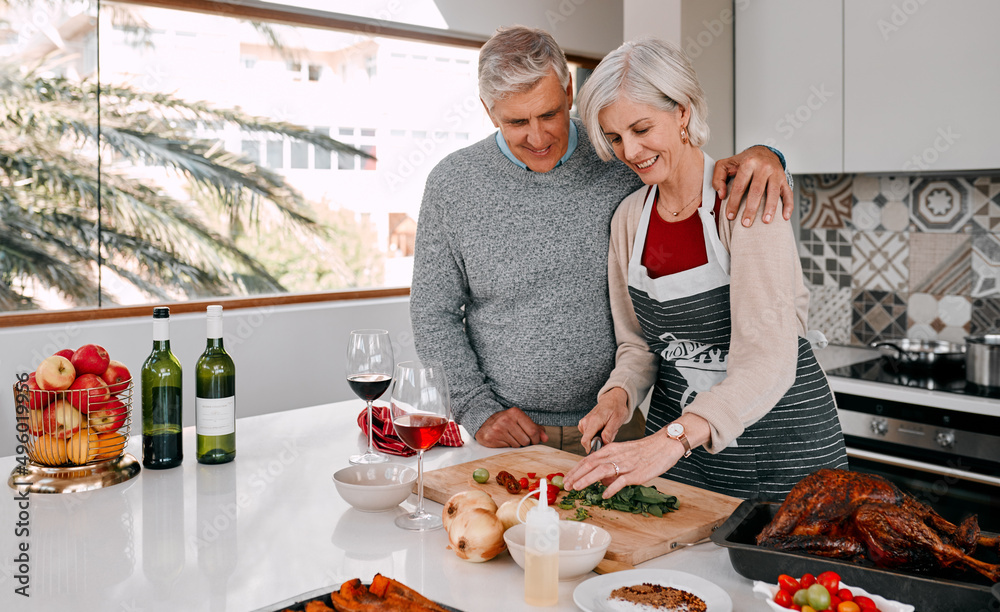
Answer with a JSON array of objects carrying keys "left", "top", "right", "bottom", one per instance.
[{"left": 710, "top": 499, "right": 999, "bottom": 611}]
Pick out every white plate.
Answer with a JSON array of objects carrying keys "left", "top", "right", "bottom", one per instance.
[
  {"left": 752, "top": 580, "right": 915, "bottom": 612},
  {"left": 573, "top": 569, "right": 733, "bottom": 612}
]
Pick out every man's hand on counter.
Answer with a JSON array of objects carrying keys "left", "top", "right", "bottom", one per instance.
[{"left": 474, "top": 406, "right": 549, "bottom": 448}]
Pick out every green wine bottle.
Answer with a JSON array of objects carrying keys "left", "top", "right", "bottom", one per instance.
[
  {"left": 195, "top": 305, "right": 236, "bottom": 464},
  {"left": 142, "top": 306, "right": 183, "bottom": 469}
]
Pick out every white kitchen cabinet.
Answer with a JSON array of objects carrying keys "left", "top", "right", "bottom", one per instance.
[
  {"left": 844, "top": 0, "right": 1000, "bottom": 173},
  {"left": 735, "top": 1, "right": 842, "bottom": 175},
  {"left": 736, "top": 1, "right": 1000, "bottom": 174}
]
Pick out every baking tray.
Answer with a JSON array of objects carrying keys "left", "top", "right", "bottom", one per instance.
[
  {"left": 710, "top": 499, "right": 1000, "bottom": 611},
  {"left": 252, "top": 582, "right": 463, "bottom": 612}
]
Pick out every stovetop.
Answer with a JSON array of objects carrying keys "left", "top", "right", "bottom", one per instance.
[{"left": 825, "top": 357, "right": 1000, "bottom": 400}]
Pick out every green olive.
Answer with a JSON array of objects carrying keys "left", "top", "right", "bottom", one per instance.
[{"left": 472, "top": 468, "right": 489, "bottom": 484}]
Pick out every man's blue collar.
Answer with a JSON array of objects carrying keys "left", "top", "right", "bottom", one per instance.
[{"left": 495, "top": 120, "right": 578, "bottom": 171}]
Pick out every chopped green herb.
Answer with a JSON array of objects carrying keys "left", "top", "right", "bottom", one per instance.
[
  {"left": 560, "top": 483, "right": 679, "bottom": 520},
  {"left": 567, "top": 507, "right": 590, "bottom": 521}
]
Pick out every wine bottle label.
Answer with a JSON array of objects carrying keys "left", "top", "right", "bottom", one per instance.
[{"left": 196, "top": 396, "right": 235, "bottom": 435}]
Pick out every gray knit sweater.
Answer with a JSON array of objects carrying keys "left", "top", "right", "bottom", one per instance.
[{"left": 410, "top": 119, "right": 643, "bottom": 437}]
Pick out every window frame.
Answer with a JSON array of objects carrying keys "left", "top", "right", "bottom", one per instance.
[{"left": 2, "top": 0, "right": 599, "bottom": 328}]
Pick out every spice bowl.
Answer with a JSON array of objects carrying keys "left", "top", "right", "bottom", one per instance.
[
  {"left": 333, "top": 463, "right": 417, "bottom": 512},
  {"left": 504, "top": 521, "right": 612, "bottom": 581}
]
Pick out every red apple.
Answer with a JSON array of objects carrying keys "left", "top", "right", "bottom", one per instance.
[
  {"left": 54, "top": 349, "right": 75, "bottom": 360},
  {"left": 66, "top": 373, "right": 111, "bottom": 414},
  {"left": 71, "top": 344, "right": 110, "bottom": 376},
  {"left": 36, "top": 355, "right": 76, "bottom": 391},
  {"left": 26, "top": 372, "right": 54, "bottom": 411},
  {"left": 27, "top": 408, "right": 49, "bottom": 436},
  {"left": 46, "top": 400, "right": 83, "bottom": 439},
  {"left": 101, "top": 360, "right": 132, "bottom": 395},
  {"left": 90, "top": 398, "right": 127, "bottom": 433}
]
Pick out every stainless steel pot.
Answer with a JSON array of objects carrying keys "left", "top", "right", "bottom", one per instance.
[
  {"left": 871, "top": 339, "right": 966, "bottom": 370},
  {"left": 964, "top": 335, "right": 1000, "bottom": 387}
]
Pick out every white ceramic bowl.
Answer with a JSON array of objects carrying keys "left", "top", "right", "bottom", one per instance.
[
  {"left": 332, "top": 463, "right": 417, "bottom": 512},
  {"left": 504, "top": 521, "right": 612, "bottom": 581}
]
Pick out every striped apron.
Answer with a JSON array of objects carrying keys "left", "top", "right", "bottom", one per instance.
[{"left": 628, "top": 154, "right": 847, "bottom": 501}]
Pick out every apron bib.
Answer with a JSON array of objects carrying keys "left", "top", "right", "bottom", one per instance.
[{"left": 627, "top": 153, "right": 847, "bottom": 501}]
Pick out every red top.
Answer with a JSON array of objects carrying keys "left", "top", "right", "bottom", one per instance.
[{"left": 640, "top": 187, "right": 723, "bottom": 279}]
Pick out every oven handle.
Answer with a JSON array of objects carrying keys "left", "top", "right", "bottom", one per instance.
[{"left": 847, "top": 447, "right": 1000, "bottom": 488}]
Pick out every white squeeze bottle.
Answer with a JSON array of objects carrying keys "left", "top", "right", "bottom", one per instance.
[{"left": 524, "top": 477, "right": 559, "bottom": 606}]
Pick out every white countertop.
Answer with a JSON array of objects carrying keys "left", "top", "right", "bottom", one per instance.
[{"left": 0, "top": 400, "right": 773, "bottom": 612}]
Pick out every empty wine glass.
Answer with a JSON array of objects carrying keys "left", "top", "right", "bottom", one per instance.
[
  {"left": 390, "top": 361, "right": 451, "bottom": 531},
  {"left": 345, "top": 329, "right": 393, "bottom": 465}
]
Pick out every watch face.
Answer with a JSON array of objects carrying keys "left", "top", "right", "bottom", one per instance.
[{"left": 667, "top": 423, "right": 684, "bottom": 437}]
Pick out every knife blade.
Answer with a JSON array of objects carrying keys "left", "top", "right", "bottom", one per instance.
[{"left": 589, "top": 435, "right": 603, "bottom": 454}]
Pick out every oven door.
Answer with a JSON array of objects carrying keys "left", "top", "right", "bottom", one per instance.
[{"left": 845, "top": 442, "right": 1000, "bottom": 533}]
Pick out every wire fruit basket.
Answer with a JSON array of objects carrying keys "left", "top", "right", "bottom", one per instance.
[{"left": 10, "top": 376, "right": 140, "bottom": 493}]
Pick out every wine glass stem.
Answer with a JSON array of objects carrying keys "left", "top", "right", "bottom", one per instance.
[
  {"left": 415, "top": 449, "right": 425, "bottom": 515},
  {"left": 366, "top": 401, "right": 375, "bottom": 454}
]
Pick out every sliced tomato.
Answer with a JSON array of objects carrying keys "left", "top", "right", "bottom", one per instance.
[{"left": 526, "top": 472, "right": 536, "bottom": 479}]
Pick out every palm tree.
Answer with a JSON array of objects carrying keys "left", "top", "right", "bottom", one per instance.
[{"left": 0, "top": 3, "right": 376, "bottom": 311}]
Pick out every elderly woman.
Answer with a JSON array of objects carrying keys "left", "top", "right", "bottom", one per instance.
[{"left": 562, "top": 38, "right": 847, "bottom": 501}]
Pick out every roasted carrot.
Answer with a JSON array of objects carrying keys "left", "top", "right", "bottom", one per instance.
[
  {"left": 369, "top": 574, "right": 449, "bottom": 612},
  {"left": 304, "top": 600, "right": 335, "bottom": 612}
]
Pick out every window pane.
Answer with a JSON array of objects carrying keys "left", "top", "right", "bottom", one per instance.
[
  {"left": 5, "top": 1, "right": 521, "bottom": 310},
  {"left": 291, "top": 141, "right": 309, "bottom": 169},
  {"left": 0, "top": 2, "right": 100, "bottom": 311},
  {"left": 267, "top": 141, "right": 285, "bottom": 168}
]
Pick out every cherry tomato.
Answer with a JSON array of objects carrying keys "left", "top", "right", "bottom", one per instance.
[
  {"left": 550, "top": 475, "right": 565, "bottom": 490},
  {"left": 837, "top": 588, "right": 854, "bottom": 602},
  {"left": 818, "top": 571, "right": 840, "bottom": 594},
  {"left": 526, "top": 472, "right": 536, "bottom": 479},
  {"left": 852, "top": 596, "right": 877, "bottom": 610},
  {"left": 807, "top": 584, "right": 831, "bottom": 610},
  {"left": 802, "top": 606, "right": 817, "bottom": 612},
  {"left": 800, "top": 573, "right": 817, "bottom": 589},
  {"left": 828, "top": 594, "right": 841, "bottom": 610},
  {"left": 793, "top": 588, "right": 811, "bottom": 607},
  {"left": 836, "top": 602, "right": 860, "bottom": 612},
  {"left": 518, "top": 477, "right": 529, "bottom": 489},
  {"left": 778, "top": 574, "right": 801, "bottom": 594},
  {"left": 790, "top": 606, "right": 802, "bottom": 611},
  {"left": 774, "top": 589, "right": 793, "bottom": 608}
]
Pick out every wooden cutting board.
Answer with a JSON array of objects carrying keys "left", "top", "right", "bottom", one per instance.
[{"left": 421, "top": 445, "right": 742, "bottom": 566}]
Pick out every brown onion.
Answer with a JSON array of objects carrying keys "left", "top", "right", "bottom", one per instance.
[
  {"left": 448, "top": 507, "right": 506, "bottom": 562},
  {"left": 442, "top": 489, "right": 498, "bottom": 532},
  {"left": 496, "top": 497, "right": 537, "bottom": 532}
]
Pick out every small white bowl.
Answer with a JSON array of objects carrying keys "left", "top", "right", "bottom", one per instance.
[
  {"left": 504, "top": 521, "right": 612, "bottom": 581},
  {"left": 332, "top": 463, "right": 417, "bottom": 512}
]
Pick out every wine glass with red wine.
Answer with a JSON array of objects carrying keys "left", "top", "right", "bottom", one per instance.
[
  {"left": 346, "top": 329, "right": 394, "bottom": 465},
  {"left": 390, "top": 361, "right": 451, "bottom": 531}
]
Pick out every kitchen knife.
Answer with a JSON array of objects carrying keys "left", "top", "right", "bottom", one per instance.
[{"left": 590, "top": 435, "right": 603, "bottom": 454}]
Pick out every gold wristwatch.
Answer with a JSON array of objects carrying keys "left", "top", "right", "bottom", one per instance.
[{"left": 666, "top": 422, "right": 692, "bottom": 458}]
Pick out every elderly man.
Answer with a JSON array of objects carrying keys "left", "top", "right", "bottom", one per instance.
[{"left": 410, "top": 26, "right": 792, "bottom": 453}]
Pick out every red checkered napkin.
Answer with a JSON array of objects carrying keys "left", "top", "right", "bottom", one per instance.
[{"left": 356, "top": 405, "right": 463, "bottom": 457}]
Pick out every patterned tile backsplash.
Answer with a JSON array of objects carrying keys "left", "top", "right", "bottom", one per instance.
[{"left": 798, "top": 172, "right": 1000, "bottom": 347}]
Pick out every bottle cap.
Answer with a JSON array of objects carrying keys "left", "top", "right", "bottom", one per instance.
[
  {"left": 206, "top": 305, "right": 223, "bottom": 318},
  {"left": 153, "top": 307, "right": 170, "bottom": 319},
  {"left": 528, "top": 478, "right": 557, "bottom": 516}
]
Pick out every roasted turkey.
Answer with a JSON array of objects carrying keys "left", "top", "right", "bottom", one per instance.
[{"left": 756, "top": 469, "right": 1000, "bottom": 582}]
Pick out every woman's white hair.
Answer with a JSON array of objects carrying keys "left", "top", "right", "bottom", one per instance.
[
  {"left": 579, "top": 37, "right": 709, "bottom": 161},
  {"left": 479, "top": 25, "right": 570, "bottom": 111}
]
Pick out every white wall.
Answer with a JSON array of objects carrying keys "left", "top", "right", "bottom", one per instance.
[
  {"left": 0, "top": 298, "right": 416, "bottom": 456},
  {"left": 623, "top": 0, "right": 735, "bottom": 160}
]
